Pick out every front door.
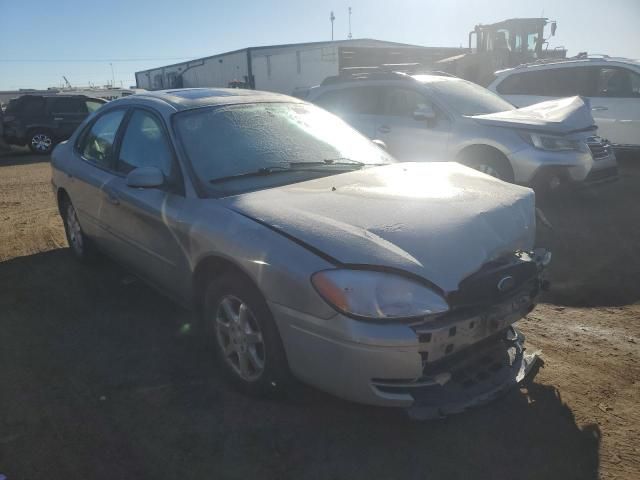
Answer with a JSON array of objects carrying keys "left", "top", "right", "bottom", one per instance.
[
  {"left": 99, "top": 108, "right": 190, "bottom": 300},
  {"left": 374, "top": 87, "right": 451, "bottom": 162}
]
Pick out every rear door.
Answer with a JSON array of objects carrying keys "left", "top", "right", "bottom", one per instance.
[
  {"left": 99, "top": 108, "right": 190, "bottom": 299},
  {"left": 588, "top": 66, "right": 640, "bottom": 146},
  {"left": 311, "top": 86, "right": 382, "bottom": 138},
  {"left": 48, "top": 97, "right": 89, "bottom": 139},
  {"left": 374, "top": 86, "right": 451, "bottom": 162},
  {"left": 495, "top": 66, "right": 593, "bottom": 107},
  {"left": 67, "top": 108, "right": 127, "bottom": 243}
]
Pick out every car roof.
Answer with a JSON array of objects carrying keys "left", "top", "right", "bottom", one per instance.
[
  {"left": 126, "top": 88, "right": 301, "bottom": 111},
  {"left": 495, "top": 56, "right": 640, "bottom": 76}
]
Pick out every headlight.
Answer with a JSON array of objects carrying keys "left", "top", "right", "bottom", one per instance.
[
  {"left": 311, "top": 269, "right": 449, "bottom": 320},
  {"left": 521, "top": 132, "right": 578, "bottom": 152}
]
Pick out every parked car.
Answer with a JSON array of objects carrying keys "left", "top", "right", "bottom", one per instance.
[
  {"left": 488, "top": 56, "right": 640, "bottom": 152},
  {"left": 51, "top": 88, "right": 550, "bottom": 419},
  {"left": 3, "top": 94, "right": 106, "bottom": 154},
  {"left": 306, "top": 72, "right": 618, "bottom": 190}
]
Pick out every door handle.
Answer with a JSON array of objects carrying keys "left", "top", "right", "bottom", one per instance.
[
  {"left": 105, "top": 191, "right": 120, "bottom": 205},
  {"left": 54, "top": 117, "right": 64, "bottom": 121},
  {"left": 378, "top": 125, "right": 391, "bottom": 134},
  {"left": 591, "top": 106, "right": 608, "bottom": 111}
]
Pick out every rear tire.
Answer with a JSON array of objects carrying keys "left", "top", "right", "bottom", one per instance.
[
  {"left": 459, "top": 148, "right": 515, "bottom": 183},
  {"left": 202, "top": 273, "right": 291, "bottom": 396},
  {"left": 28, "top": 129, "right": 55, "bottom": 155},
  {"left": 60, "top": 197, "right": 96, "bottom": 262}
]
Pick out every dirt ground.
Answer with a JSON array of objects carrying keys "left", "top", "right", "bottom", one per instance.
[{"left": 0, "top": 149, "right": 638, "bottom": 480}]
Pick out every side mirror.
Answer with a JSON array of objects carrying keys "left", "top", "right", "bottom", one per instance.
[
  {"left": 413, "top": 105, "right": 436, "bottom": 122},
  {"left": 125, "top": 166, "right": 165, "bottom": 188},
  {"left": 372, "top": 139, "right": 388, "bottom": 150}
]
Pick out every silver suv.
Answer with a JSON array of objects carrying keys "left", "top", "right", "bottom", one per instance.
[{"left": 306, "top": 72, "right": 617, "bottom": 189}]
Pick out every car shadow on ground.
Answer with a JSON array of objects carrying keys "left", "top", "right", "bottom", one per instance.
[{"left": 0, "top": 248, "right": 600, "bottom": 480}]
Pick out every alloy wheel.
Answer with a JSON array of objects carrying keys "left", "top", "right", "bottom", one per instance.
[
  {"left": 31, "top": 133, "right": 52, "bottom": 153},
  {"left": 66, "top": 204, "right": 84, "bottom": 256},
  {"left": 214, "top": 295, "right": 265, "bottom": 381},
  {"left": 476, "top": 163, "right": 503, "bottom": 180}
]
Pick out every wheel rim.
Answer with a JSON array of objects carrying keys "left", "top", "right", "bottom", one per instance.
[
  {"left": 214, "top": 295, "right": 265, "bottom": 381},
  {"left": 66, "top": 204, "right": 83, "bottom": 255},
  {"left": 31, "top": 133, "right": 52, "bottom": 152},
  {"left": 476, "top": 164, "right": 502, "bottom": 180}
]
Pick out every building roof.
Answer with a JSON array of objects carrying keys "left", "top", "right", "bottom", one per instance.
[{"left": 135, "top": 38, "right": 429, "bottom": 75}]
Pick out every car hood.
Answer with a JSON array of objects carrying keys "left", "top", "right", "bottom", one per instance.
[
  {"left": 223, "top": 163, "right": 536, "bottom": 293},
  {"left": 469, "top": 96, "right": 595, "bottom": 134}
]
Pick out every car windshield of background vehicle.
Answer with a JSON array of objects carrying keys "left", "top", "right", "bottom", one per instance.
[
  {"left": 175, "top": 102, "right": 394, "bottom": 183},
  {"left": 429, "top": 79, "right": 515, "bottom": 115}
]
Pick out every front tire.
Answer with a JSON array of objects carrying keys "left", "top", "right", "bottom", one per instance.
[
  {"left": 28, "top": 130, "right": 55, "bottom": 154},
  {"left": 460, "top": 149, "right": 515, "bottom": 183},
  {"left": 203, "top": 273, "right": 291, "bottom": 396}
]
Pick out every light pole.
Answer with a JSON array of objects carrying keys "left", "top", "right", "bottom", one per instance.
[
  {"left": 110, "top": 63, "right": 115, "bottom": 87},
  {"left": 330, "top": 11, "right": 335, "bottom": 41},
  {"left": 348, "top": 7, "right": 352, "bottom": 39}
]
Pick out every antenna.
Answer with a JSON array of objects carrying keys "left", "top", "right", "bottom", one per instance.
[
  {"left": 348, "top": 7, "right": 352, "bottom": 39},
  {"left": 330, "top": 11, "right": 335, "bottom": 41}
]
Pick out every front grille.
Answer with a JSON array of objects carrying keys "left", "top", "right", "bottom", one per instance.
[
  {"left": 587, "top": 137, "right": 612, "bottom": 161},
  {"left": 447, "top": 255, "right": 538, "bottom": 308}
]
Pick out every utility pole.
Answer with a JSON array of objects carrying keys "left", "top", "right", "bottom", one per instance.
[
  {"left": 109, "top": 63, "right": 115, "bottom": 87},
  {"left": 330, "top": 11, "right": 335, "bottom": 41},
  {"left": 348, "top": 7, "right": 352, "bottom": 39}
]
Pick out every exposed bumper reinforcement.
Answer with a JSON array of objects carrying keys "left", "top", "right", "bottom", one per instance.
[{"left": 405, "top": 327, "right": 541, "bottom": 420}]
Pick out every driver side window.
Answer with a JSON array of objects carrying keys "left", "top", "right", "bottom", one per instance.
[
  {"left": 79, "top": 109, "right": 126, "bottom": 168},
  {"left": 117, "top": 110, "right": 173, "bottom": 178}
]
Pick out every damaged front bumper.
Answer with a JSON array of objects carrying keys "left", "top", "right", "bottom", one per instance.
[
  {"left": 404, "top": 326, "right": 540, "bottom": 420},
  {"left": 273, "top": 250, "right": 549, "bottom": 418}
]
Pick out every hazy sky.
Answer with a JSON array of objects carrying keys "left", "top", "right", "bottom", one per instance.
[{"left": 1, "top": 0, "right": 638, "bottom": 90}]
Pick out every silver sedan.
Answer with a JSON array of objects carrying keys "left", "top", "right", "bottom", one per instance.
[{"left": 51, "top": 88, "right": 549, "bottom": 419}]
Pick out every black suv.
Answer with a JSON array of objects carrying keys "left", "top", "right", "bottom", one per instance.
[{"left": 3, "top": 94, "right": 106, "bottom": 154}]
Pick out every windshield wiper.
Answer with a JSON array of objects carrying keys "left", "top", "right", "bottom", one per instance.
[
  {"left": 209, "top": 158, "right": 371, "bottom": 184},
  {"left": 209, "top": 165, "right": 292, "bottom": 184},
  {"left": 289, "top": 158, "right": 366, "bottom": 168}
]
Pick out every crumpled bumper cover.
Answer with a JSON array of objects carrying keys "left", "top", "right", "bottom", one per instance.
[{"left": 401, "top": 327, "right": 540, "bottom": 420}]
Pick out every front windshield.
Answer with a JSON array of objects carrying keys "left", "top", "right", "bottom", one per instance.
[
  {"left": 174, "top": 102, "right": 394, "bottom": 183},
  {"left": 421, "top": 77, "right": 515, "bottom": 116}
]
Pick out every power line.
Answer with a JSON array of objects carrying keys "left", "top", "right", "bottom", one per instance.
[{"left": 0, "top": 56, "right": 206, "bottom": 63}]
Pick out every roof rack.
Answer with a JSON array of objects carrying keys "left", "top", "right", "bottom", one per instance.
[
  {"left": 512, "top": 52, "right": 612, "bottom": 70},
  {"left": 321, "top": 63, "right": 459, "bottom": 86}
]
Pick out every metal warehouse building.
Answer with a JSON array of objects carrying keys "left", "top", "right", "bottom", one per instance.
[{"left": 135, "top": 39, "right": 464, "bottom": 95}]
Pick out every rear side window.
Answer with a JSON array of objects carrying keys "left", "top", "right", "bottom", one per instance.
[
  {"left": 496, "top": 67, "right": 594, "bottom": 97},
  {"left": 79, "top": 109, "right": 126, "bottom": 168},
  {"left": 85, "top": 100, "right": 104, "bottom": 113},
  {"left": 596, "top": 67, "right": 640, "bottom": 97},
  {"left": 117, "top": 110, "right": 173, "bottom": 178},
  {"left": 19, "top": 97, "right": 46, "bottom": 116},
  {"left": 381, "top": 88, "right": 429, "bottom": 117},
  {"left": 314, "top": 86, "right": 382, "bottom": 116},
  {"left": 49, "top": 97, "right": 88, "bottom": 114}
]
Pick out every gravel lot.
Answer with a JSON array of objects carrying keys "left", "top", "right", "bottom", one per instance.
[{"left": 0, "top": 149, "right": 638, "bottom": 480}]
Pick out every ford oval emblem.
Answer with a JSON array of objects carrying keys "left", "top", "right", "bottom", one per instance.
[{"left": 497, "top": 275, "right": 516, "bottom": 292}]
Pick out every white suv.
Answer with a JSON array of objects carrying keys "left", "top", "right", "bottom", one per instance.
[
  {"left": 488, "top": 56, "right": 640, "bottom": 150},
  {"left": 306, "top": 72, "right": 617, "bottom": 190}
]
